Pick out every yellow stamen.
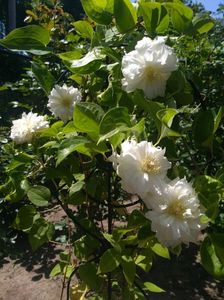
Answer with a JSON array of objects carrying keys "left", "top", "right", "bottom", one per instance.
[
  {"left": 167, "top": 200, "right": 186, "bottom": 219},
  {"left": 62, "top": 97, "right": 72, "bottom": 107},
  {"left": 141, "top": 157, "right": 161, "bottom": 174},
  {"left": 145, "top": 66, "right": 157, "bottom": 81}
]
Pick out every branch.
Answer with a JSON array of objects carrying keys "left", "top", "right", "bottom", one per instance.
[
  {"left": 66, "top": 265, "right": 80, "bottom": 300},
  {"left": 187, "top": 79, "right": 206, "bottom": 110},
  {"left": 66, "top": 257, "right": 96, "bottom": 300},
  {"left": 113, "top": 199, "right": 141, "bottom": 208},
  {"left": 51, "top": 179, "right": 106, "bottom": 246},
  {"left": 60, "top": 203, "right": 105, "bottom": 245}
]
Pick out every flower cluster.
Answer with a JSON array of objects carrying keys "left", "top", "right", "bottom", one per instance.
[
  {"left": 110, "top": 139, "right": 206, "bottom": 247},
  {"left": 10, "top": 84, "right": 82, "bottom": 144},
  {"left": 9, "top": 37, "right": 178, "bottom": 145},
  {"left": 121, "top": 36, "right": 178, "bottom": 99},
  {"left": 10, "top": 112, "right": 49, "bottom": 144}
]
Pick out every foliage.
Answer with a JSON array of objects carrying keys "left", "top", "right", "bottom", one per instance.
[{"left": 0, "top": 0, "right": 224, "bottom": 299}]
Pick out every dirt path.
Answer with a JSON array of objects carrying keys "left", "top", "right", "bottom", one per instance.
[
  {"left": 0, "top": 206, "right": 223, "bottom": 300},
  {"left": 1, "top": 243, "right": 223, "bottom": 300},
  {"left": 0, "top": 243, "right": 65, "bottom": 300}
]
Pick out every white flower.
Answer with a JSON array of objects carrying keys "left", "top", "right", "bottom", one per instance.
[
  {"left": 121, "top": 36, "right": 178, "bottom": 99},
  {"left": 10, "top": 112, "right": 49, "bottom": 144},
  {"left": 109, "top": 139, "right": 171, "bottom": 198},
  {"left": 145, "top": 178, "right": 207, "bottom": 247},
  {"left": 48, "top": 84, "right": 82, "bottom": 122}
]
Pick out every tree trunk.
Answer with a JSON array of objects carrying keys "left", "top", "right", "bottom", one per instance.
[{"left": 8, "top": 0, "right": 16, "bottom": 32}]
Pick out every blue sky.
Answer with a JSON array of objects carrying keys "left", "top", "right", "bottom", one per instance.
[
  {"left": 194, "top": 0, "right": 221, "bottom": 12},
  {"left": 132, "top": 1, "right": 222, "bottom": 12}
]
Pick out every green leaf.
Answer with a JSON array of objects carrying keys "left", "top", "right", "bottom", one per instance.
[
  {"left": 151, "top": 243, "right": 170, "bottom": 259},
  {"left": 98, "top": 248, "right": 121, "bottom": 273},
  {"left": 144, "top": 282, "right": 165, "bottom": 293},
  {"left": 58, "top": 50, "right": 82, "bottom": 61},
  {"left": 98, "top": 106, "right": 136, "bottom": 145},
  {"left": 139, "top": 3, "right": 160, "bottom": 36},
  {"left": 40, "top": 120, "right": 64, "bottom": 138},
  {"left": 103, "top": 233, "right": 122, "bottom": 252},
  {"left": 31, "top": 62, "right": 55, "bottom": 95},
  {"left": 80, "top": 0, "right": 112, "bottom": 25},
  {"left": 27, "top": 186, "right": 51, "bottom": 207},
  {"left": 165, "top": 3, "right": 193, "bottom": 33},
  {"left": 98, "top": 82, "right": 123, "bottom": 106},
  {"left": 72, "top": 21, "right": 94, "bottom": 39},
  {"left": 14, "top": 205, "right": 40, "bottom": 232},
  {"left": 70, "top": 181, "right": 85, "bottom": 195},
  {"left": 121, "top": 255, "right": 136, "bottom": 285},
  {"left": 156, "top": 108, "right": 181, "bottom": 142},
  {"left": 193, "top": 110, "right": 214, "bottom": 150},
  {"left": 114, "top": 0, "right": 137, "bottom": 33},
  {"left": 201, "top": 236, "right": 224, "bottom": 280},
  {"left": 59, "top": 251, "right": 71, "bottom": 263},
  {"left": 139, "top": 2, "right": 169, "bottom": 36},
  {"left": 6, "top": 152, "right": 34, "bottom": 172},
  {"left": 156, "top": 6, "right": 170, "bottom": 34},
  {"left": 174, "top": 81, "right": 193, "bottom": 106},
  {"left": 192, "top": 14, "right": 214, "bottom": 34},
  {"left": 192, "top": 107, "right": 223, "bottom": 151},
  {"left": 194, "top": 175, "right": 221, "bottom": 219},
  {"left": 65, "top": 265, "right": 75, "bottom": 278},
  {"left": 74, "top": 235, "right": 101, "bottom": 259},
  {"left": 157, "top": 108, "right": 179, "bottom": 128},
  {"left": 210, "top": 234, "right": 224, "bottom": 266},
  {"left": 29, "top": 218, "right": 55, "bottom": 251},
  {"left": 167, "top": 70, "right": 186, "bottom": 96},
  {"left": 68, "top": 181, "right": 86, "bottom": 205},
  {"left": 0, "top": 25, "right": 50, "bottom": 54},
  {"left": 4, "top": 177, "right": 29, "bottom": 203},
  {"left": 128, "top": 210, "right": 148, "bottom": 228},
  {"left": 213, "top": 107, "right": 224, "bottom": 134},
  {"left": 79, "top": 262, "right": 102, "bottom": 291},
  {"left": 135, "top": 251, "right": 153, "bottom": 273},
  {"left": 132, "top": 91, "right": 165, "bottom": 132},
  {"left": 74, "top": 102, "right": 104, "bottom": 139},
  {"left": 68, "top": 49, "right": 105, "bottom": 74},
  {"left": 50, "top": 263, "right": 62, "bottom": 277},
  {"left": 57, "top": 136, "right": 91, "bottom": 166},
  {"left": 99, "top": 107, "right": 132, "bottom": 136}
]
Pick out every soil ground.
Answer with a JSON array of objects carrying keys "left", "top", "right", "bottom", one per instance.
[{"left": 0, "top": 207, "right": 223, "bottom": 300}]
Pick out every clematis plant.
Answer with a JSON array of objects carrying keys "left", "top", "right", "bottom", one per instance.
[{"left": 0, "top": 0, "right": 224, "bottom": 299}]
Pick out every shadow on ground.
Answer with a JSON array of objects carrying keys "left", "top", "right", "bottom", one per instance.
[
  {"left": 0, "top": 233, "right": 61, "bottom": 281},
  {"left": 148, "top": 245, "right": 224, "bottom": 300},
  {"left": 0, "top": 205, "right": 223, "bottom": 300}
]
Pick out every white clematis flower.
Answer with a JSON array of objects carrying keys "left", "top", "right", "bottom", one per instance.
[
  {"left": 121, "top": 36, "right": 178, "bottom": 99},
  {"left": 109, "top": 139, "right": 171, "bottom": 198},
  {"left": 10, "top": 112, "right": 49, "bottom": 144},
  {"left": 48, "top": 84, "right": 82, "bottom": 122},
  {"left": 145, "top": 178, "right": 207, "bottom": 247}
]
